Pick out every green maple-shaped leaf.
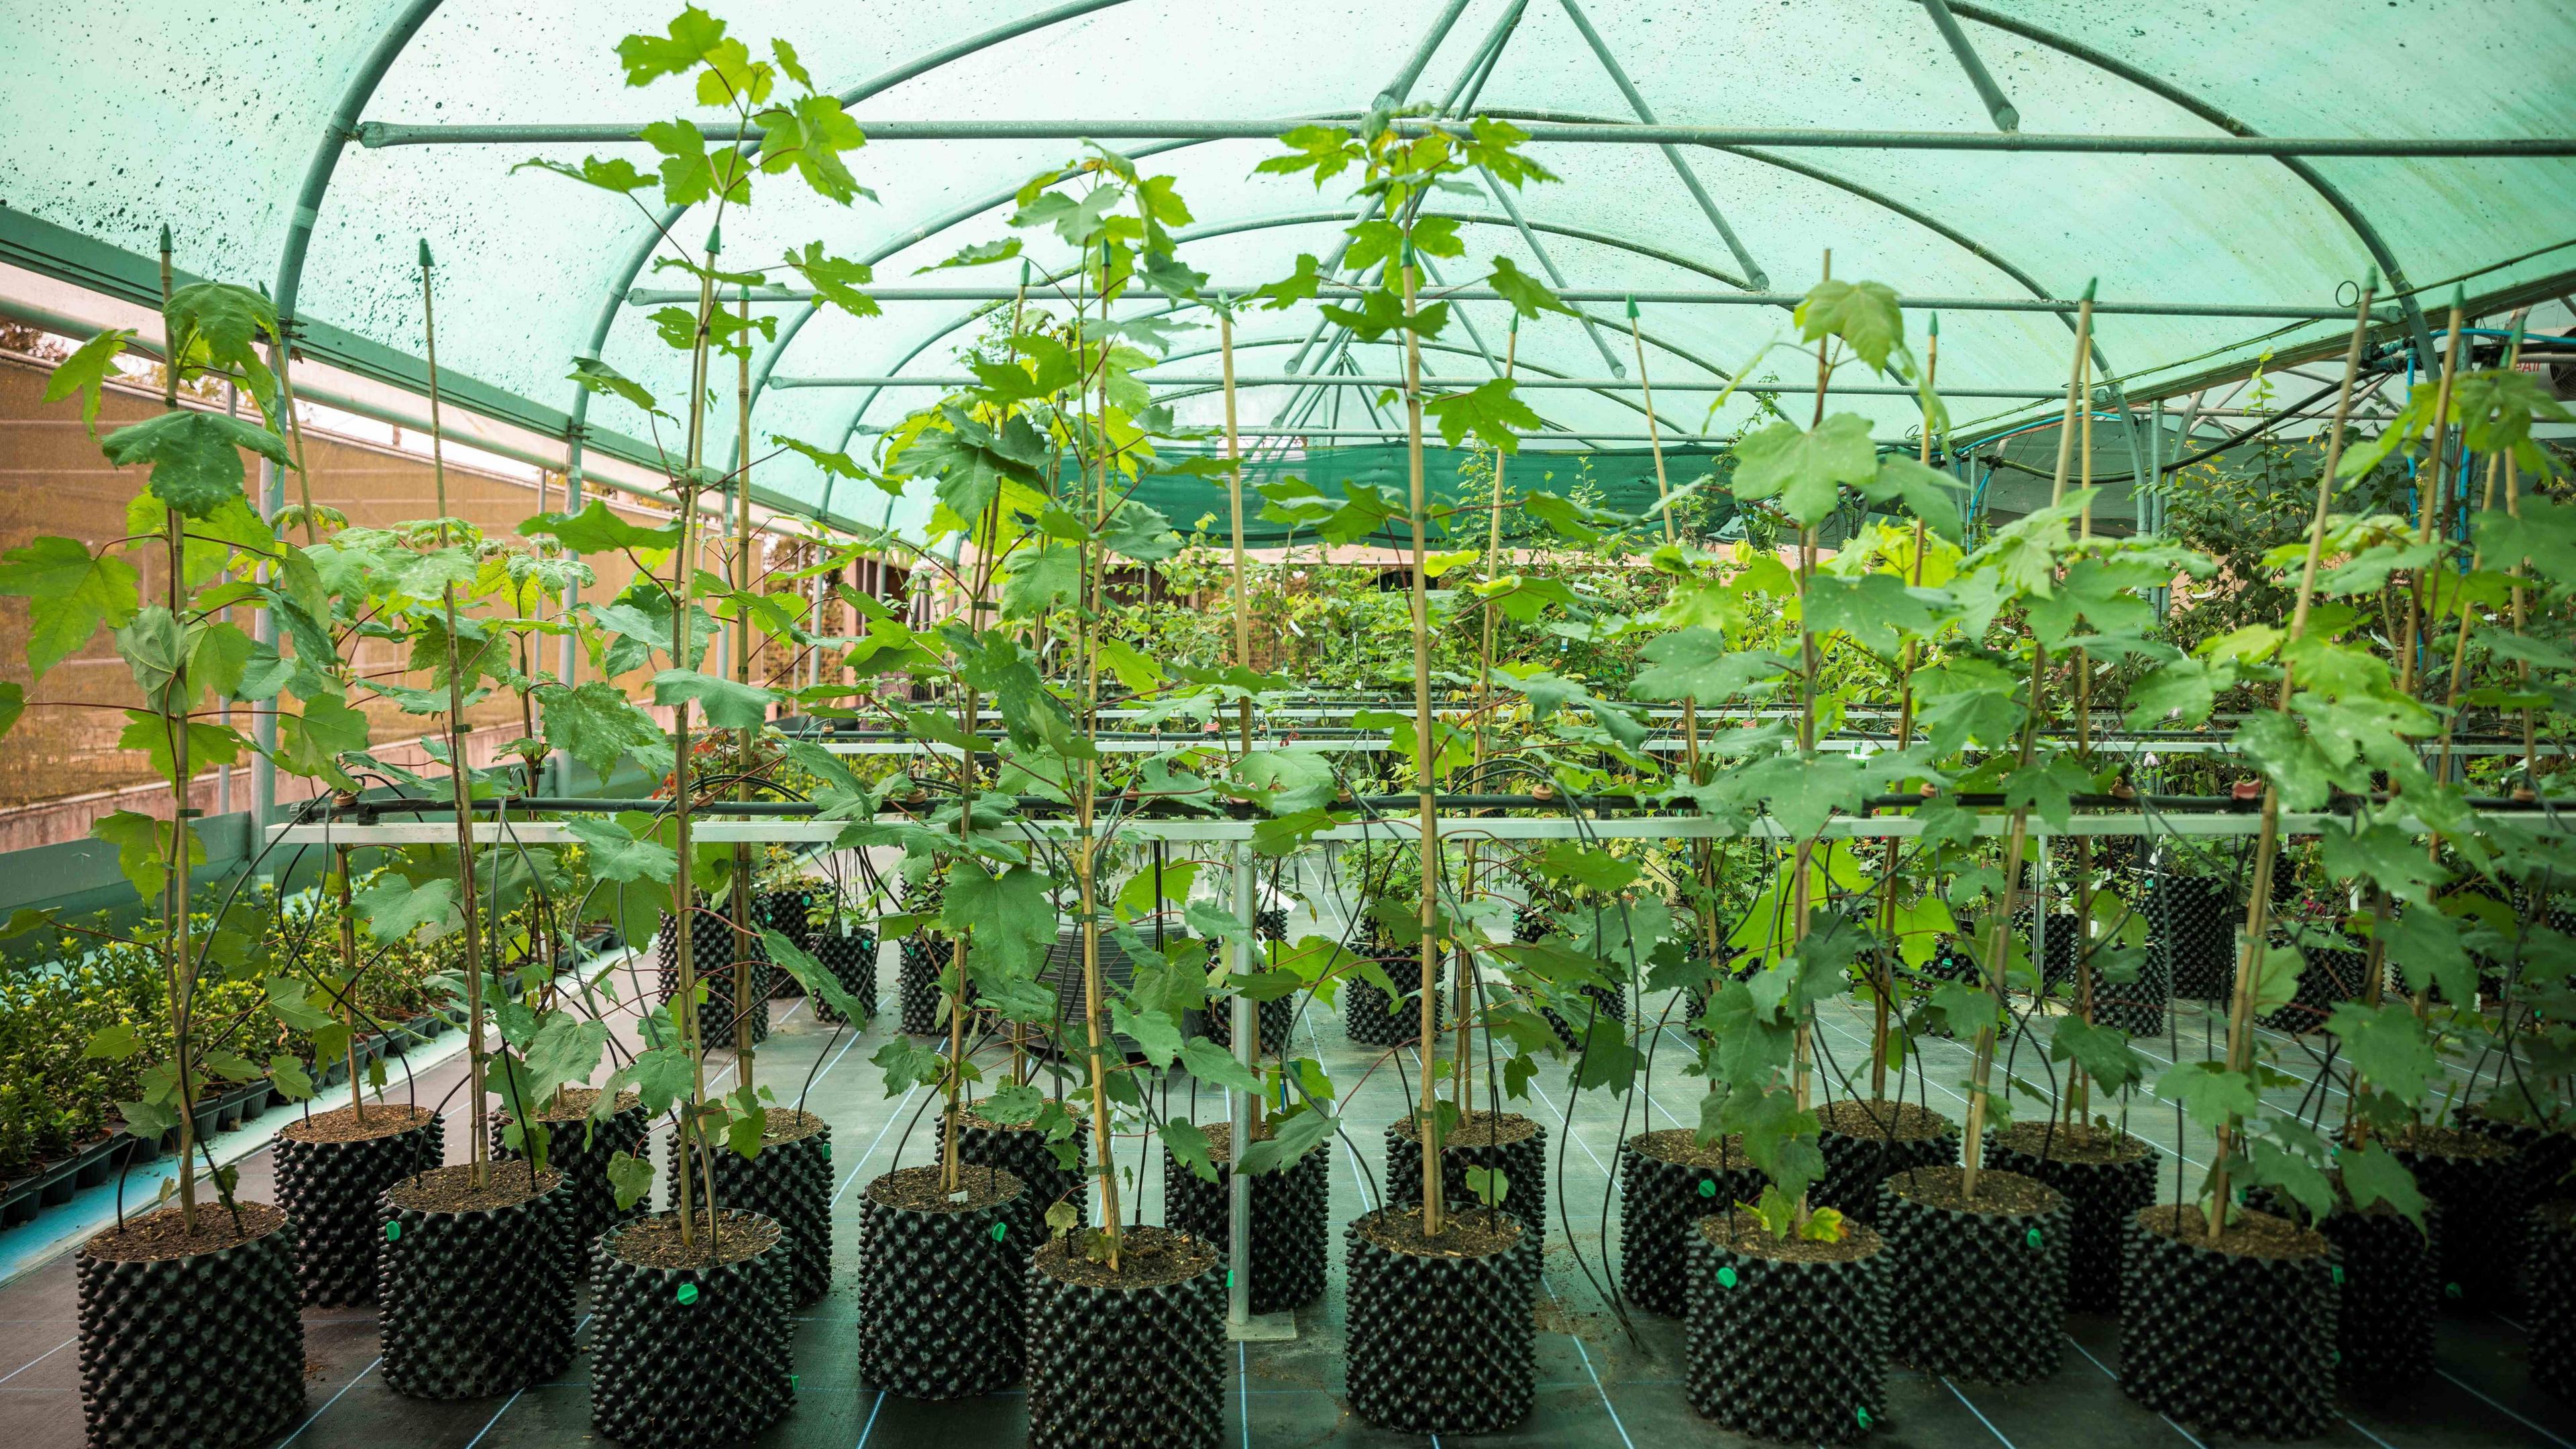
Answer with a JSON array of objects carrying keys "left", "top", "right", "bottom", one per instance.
[
  {"left": 40, "top": 327, "right": 137, "bottom": 438},
  {"left": 2126, "top": 655, "right": 2232, "bottom": 729},
  {"left": 521, "top": 498, "right": 684, "bottom": 554},
  {"left": 541, "top": 680, "right": 673, "bottom": 779},
  {"left": 358, "top": 873, "right": 461, "bottom": 943},
  {"left": 513, "top": 154, "right": 657, "bottom": 194},
  {"left": 274, "top": 694, "right": 370, "bottom": 789},
  {"left": 1795, "top": 278, "right": 1904, "bottom": 374},
  {"left": 1232, "top": 747, "right": 1338, "bottom": 815},
  {"left": 1485, "top": 256, "right": 1573, "bottom": 319},
  {"left": 651, "top": 669, "right": 780, "bottom": 730},
  {"left": 1731, "top": 414, "right": 1876, "bottom": 527},
  {"left": 756, "top": 93, "right": 869, "bottom": 205},
  {"left": 1802, "top": 572, "right": 1935, "bottom": 656},
  {"left": 998, "top": 543, "right": 1079, "bottom": 620},
  {"left": 615, "top": 5, "right": 730, "bottom": 87},
  {"left": 0, "top": 536, "right": 141, "bottom": 682},
  {"left": 780, "top": 241, "right": 878, "bottom": 317},
  {"left": 565, "top": 356, "right": 665, "bottom": 416},
  {"left": 164, "top": 282, "right": 280, "bottom": 409},
  {"left": 2325, "top": 1001, "right": 2442, "bottom": 1104},
  {"left": 942, "top": 863, "right": 1057, "bottom": 979},
  {"left": 90, "top": 809, "right": 205, "bottom": 904},
  {"left": 102, "top": 409, "right": 290, "bottom": 519},
  {"left": 1859, "top": 455, "right": 1965, "bottom": 542},
  {"left": 2154, "top": 1059, "right": 2259, "bottom": 1130},
  {"left": 2050, "top": 1016, "right": 2147, "bottom": 1095},
  {"left": 1630, "top": 631, "right": 1791, "bottom": 704},
  {"left": 1424, "top": 377, "right": 1542, "bottom": 453}
]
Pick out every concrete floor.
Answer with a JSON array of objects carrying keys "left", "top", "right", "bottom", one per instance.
[{"left": 0, "top": 875, "right": 2566, "bottom": 1449}]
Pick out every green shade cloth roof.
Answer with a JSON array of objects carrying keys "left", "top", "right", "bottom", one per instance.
[{"left": 3, "top": 1, "right": 2571, "bottom": 539}]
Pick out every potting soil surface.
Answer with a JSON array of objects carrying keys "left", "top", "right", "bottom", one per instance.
[{"left": 0, "top": 871, "right": 2567, "bottom": 1448}]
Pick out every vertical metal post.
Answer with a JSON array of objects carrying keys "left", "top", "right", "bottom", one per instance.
[
  {"left": 2033, "top": 832, "right": 2050, "bottom": 989},
  {"left": 252, "top": 451, "right": 282, "bottom": 827},
  {"left": 1228, "top": 839, "right": 1256, "bottom": 1331},
  {"left": 555, "top": 424, "right": 586, "bottom": 796}
]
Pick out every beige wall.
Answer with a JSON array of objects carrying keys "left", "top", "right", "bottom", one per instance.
[{"left": 0, "top": 350, "right": 674, "bottom": 833}]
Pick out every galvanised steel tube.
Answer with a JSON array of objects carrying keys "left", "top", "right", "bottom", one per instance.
[
  {"left": 624, "top": 283, "right": 2395, "bottom": 321},
  {"left": 357, "top": 117, "right": 2576, "bottom": 157}
]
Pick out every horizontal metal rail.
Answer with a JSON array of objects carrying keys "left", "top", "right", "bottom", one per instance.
[
  {"left": 625, "top": 282, "right": 2385, "bottom": 321},
  {"left": 356, "top": 117, "right": 2576, "bottom": 158},
  {"left": 770, "top": 372, "right": 2063, "bottom": 398},
  {"left": 268, "top": 807, "right": 2550, "bottom": 847}
]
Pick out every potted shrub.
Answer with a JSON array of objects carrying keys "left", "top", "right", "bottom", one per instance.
[{"left": 17, "top": 254, "right": 352, "bottom": 1448}]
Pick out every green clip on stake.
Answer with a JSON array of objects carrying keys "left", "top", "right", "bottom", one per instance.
[{"left": 676, "top": 1282, "right": 700, "bottom": 1306}]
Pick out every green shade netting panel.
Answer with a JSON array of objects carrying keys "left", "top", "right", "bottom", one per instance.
[{"left": 1129, "top": 445, "right": 1727, "bottom": 547}]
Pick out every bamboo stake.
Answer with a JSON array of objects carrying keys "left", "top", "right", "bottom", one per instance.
[
  {"left": 1790, "top": 254, "right": 1835, "bottom": 1128},
  {"left": 1076, "top": 230, "right": 1123, "bottom": 1266},
  {"left": 1458, "top": 320, "right": 1519, "bottom": 1127},
  {"left": 2201, "top": 275, "right": 2379, "bottom": 1238},
  {"left": 731, "top": 285, "right": 758, "bottom": 1091},
  {"left": 156, "top": 227, "right": 201, "bottom": 1234},
  {"left": 1872, "top": 318, "right": 1938, "bottom": 1100},
  {"left": 1961, "top": 283, "right": 2095, "bottom": 1201},
  {"left": 668, "top": 233, "right": 720, "bottom": 1253},
  {"left": 1402, "top": 250, "right": 1444, "bottom": 1236},
  {"left": 419, "top": 241, "right": 491, "bottom": 1192},
  {"left": 2397, "top": 293, "right": 2471, "bottom": 704},
  {"left": 1628, "top": 298, "right": 1717, "bottom": 967}
]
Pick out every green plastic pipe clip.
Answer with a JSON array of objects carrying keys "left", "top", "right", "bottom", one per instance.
[
  {"left": 2080, "top": 276, "right": 2097, "bottom": 302},
  {"left": 676, "top": 1281, "right": 700, "bottom": 1305},
  {"left": 1928, "top": 312, "right": 1939, "bottom": 339},
  {"left": 1697, "top": 1179, "right": 1717, "bottom": 1198}
]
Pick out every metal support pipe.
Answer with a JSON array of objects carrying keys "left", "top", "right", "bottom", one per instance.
[
  {"left": 625, "top": 281, "right": 2379, "bottom": 320},
  {"left": 773, "top": 372, "right": 2066, "bottom": 398},
  {"left": 1918, "top": 0, "right": 2021, "bottom": 131},
  {"left": 1481, "top": 169, "right": 1627, "bottom": 375},
  {"left": 357, "top": 117, "right": 2576, "bottom": 157},
  {"left": 1556, "top": 0, "right": 1770, "bottom": 288},
  {"left": 1228, "top": 839, "right": 1255, "bottom": 1332}
]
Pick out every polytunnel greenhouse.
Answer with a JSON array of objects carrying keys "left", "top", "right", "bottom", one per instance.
[{"left": 3, "top": 1, "right": 2576, "bottom": 1446}]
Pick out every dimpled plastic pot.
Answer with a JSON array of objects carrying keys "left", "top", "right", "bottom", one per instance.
[
  {"left": 1026, "top": 1227, "right": 1227, "bottom": 1449},
  {"left": 1686, "top": 1214, "right": 1890, "bottom": 1445},
  {"left": 1342, "top": 971, "right": 1440, "bottom": 1047},
  {"left": 957, "top": 1105, "right": 1090, "bottom": 1230},
  {"left": 856, "top": 1166, "right": 1032, "bottom": 1398},
  {"left": 1343, "top": 1207, "right": 1538, "bottom": 1435},
  {"left": 2395, "top": 1128, "right": 2522, "bottom": 1308},
  {"left": 1617, "top": 1130, "right": 1760, "bottom": 1318},
  {"left": 2117, "top": 1205, "right": 2337, "bottom": 1439},
  {"left": 663, "top": 1111, "right": 833, "bottom": 1305},
  {"left": 490, "top": 1089, "right": 649, "bottom": 1260},
  {"left": 1982, "top": 1123, "right": 2157, "bottom": 1313},
  {"left": 1814, "top": 1099, "right": 1957, "bottom": 1224},
  {"left": 589, "top": 1211, "right": 795, "bottom": 1448},
  {"left": 1878, "top": 1167, "right": 2068, "bottom": 1383},
  {"left": 377, "top": 1165, "right": 575, "bottom": 1399},
  {"left": 2529, "top": 1201, "right": 2576, "bottom": 1400},
  {"left": 76, "top": 1202, "right": 304, "bottom": 1449},
  {"left": 1161, "top": 1121, "right": 1329, "bottom": 1314},
  {"left": 810, "top": 926, "right": 878, "bottom": 1023},
  {"left": 1385, "top": 1110, "right": 1548, "bottom": 1243},
  {"left": 274, "top": 1103, "right": 444, "bottom": 1306}
]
